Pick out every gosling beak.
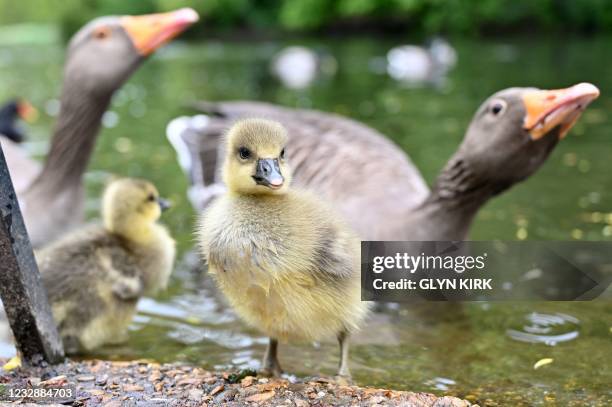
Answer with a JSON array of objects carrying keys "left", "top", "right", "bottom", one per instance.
[
  {"left": 253, "top": 158, "right": 284, "bottom": 189},
  {"left": 17, "top": 100, "right": 38, "bottom": 123},
  {"left": 121, "top": 8, "right": 199, "bottom": 56},
  {"left": 157, "top": 197, "right": 171, "bottom": 212},
  {"left": 523, "top": 82, "right": 600, "bottom": 140}
]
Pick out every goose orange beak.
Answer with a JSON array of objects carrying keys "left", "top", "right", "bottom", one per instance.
[
  {"left": 121, "top": 8, "right": 199, "bottom": 56},
  {"left": 17, "top": 100, "right": 38, "bottom": 123},
  {"left": 523, "top": 82, "right": 599, "bottom": 140}
]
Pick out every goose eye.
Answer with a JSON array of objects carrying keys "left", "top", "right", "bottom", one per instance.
[
  {"left": 490, "top": 100, "right": 507, "bottom": 116},
  {"left": 147, "top": 194, "right": 156, "bottom": 202},
  {"left": 238, "top": 147, "right": 251, "bottom": 160},
  {"left": 280, "top": 148, "right": 285, "bottom": 159},
  {"left": 93, "top": 27, "right": 111, "bottom": 40}
]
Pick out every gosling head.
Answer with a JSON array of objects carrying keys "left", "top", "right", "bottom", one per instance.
[
  {"left": 102, "top": 178, "right": 170, "bottom": 236},
  {"left": 223, "top": 118, "right": 292, "bottom": 195}
]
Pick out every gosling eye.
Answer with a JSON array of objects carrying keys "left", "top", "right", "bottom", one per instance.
[
  {"left": 238, "top": 147, "right": 252, "bottom": 160},
  {"left": 489, "top": 99, "right": 507, "bottom": 116},
  {"left": 147, "top": 193, "right": 156, "bottom": 202},
  {"left": 280, "top": 148, "right": 286, "bottom": 160}
]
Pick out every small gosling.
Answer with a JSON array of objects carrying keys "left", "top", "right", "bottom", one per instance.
[
  {"left": 36, "top": 178, "right": 175, "bottom": 354},
  {"left": 198, "top": 118, "right": 370, "bottom": 378}
]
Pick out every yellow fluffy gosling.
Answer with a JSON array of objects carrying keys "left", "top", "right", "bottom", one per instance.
[
  {"left": 36, "top": 178, "right": 175, "bottom": 354},
  {"left": 198, "top": 118, "right": 370, "bottom": 378}
]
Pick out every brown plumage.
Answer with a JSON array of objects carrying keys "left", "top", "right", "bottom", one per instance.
[
  {"left": 197, "top": 119, "right": 370, "bottom": 378},
  {"left": 170, "top": 83, "right": 599, "bottom": 240}
]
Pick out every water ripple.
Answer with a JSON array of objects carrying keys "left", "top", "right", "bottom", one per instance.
[{"left": 506, "top": 312, "right": 580, "bottom": 346}]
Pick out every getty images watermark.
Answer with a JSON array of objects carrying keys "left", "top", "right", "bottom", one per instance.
[{"left": 361, "top": 241, "right": 610, "bottom": 302}]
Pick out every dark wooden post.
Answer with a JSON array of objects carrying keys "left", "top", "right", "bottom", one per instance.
[{"left": 0, "top": 144, "right": 64, "bottom": 364}]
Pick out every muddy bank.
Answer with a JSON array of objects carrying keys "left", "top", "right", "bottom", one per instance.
[{"left": 0, "top": 358, "right": 478, "bottom": 406}]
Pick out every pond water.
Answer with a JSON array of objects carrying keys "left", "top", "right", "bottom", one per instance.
[{"left": 1, "top": 34, "right": 611, "bottom": 405}]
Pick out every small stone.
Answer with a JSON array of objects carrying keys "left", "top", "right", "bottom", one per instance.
[
  {"left": 188, "top": 388, "right": 204, "bottom": 401},
  {"left": 95, "top": 374, "right": 109, "bottom": 385},
  {"left": 370, "top": 395, "right": 386, "bottom": 404},
  {"left": 40, "top": 375, "right": 67, "bottom": 387},
  {"left": 176, "top": 377, "right": 201, "bottom": 386},
  {"left": 123, "top": 384, "right": 144, "bottom": 392},
  {"left": 148, "top": 371, "right": 162, "bottom": 382},
  {"left": 245, "top": 390, "right": 275, "bottom": 403},
  {"left": 87, "top": 389, "right": 106, "bottom": 397},
  {"left": 210, "top": 384, "right": 225, "bottom": 396},
  {"left": 241, "top": 376, "right": 255, "bottom": 387},
  {"left": 294, "top": 399, "right": 309, "bottom": 407},
  {"left": 28, "top": 377, "right": 41, "bottom": 386},
  {"left": 204, "top": 376, "right": 218, "bottom": 384}
]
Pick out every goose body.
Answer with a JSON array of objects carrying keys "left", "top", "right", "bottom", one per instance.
[
  {"left": 37, "top": 178, "right": 175, "bottom": 353},
  {"left": 3, "top": 8, "right": 198, "bottom": 247},
  {"left": 198, "top": 119, "right": 369, "bottom": 377},
  {"left": 170, "top": 83, "right": 599, "bottom": 241}
]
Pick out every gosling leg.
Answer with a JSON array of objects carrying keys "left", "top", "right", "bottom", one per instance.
[
  {"left": 261, "top": 337, "right": 283, "bottom": 377},
  {"left": 337, "top": 330, "right": 351, "bottom": 379}
]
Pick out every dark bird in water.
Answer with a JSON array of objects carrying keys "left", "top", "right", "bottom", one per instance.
[
  {"left": 169, "top": 83, "right": 599, "bottom": 240},
  {"left": 0, "top": 99, "right": 37, "bottom": 143}
]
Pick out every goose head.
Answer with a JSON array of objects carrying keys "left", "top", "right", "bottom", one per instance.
[
  {"left": 64, "top": 8, "right": 199, "bottom": 96},
  {"left": 103, "top": 178, "right": 170, "bottom": 239},
  {"left": 456, "top": 82, "right": 599, "bottom": 189},
  {"left": 223, "top": 119, "right": 292, "bottom": 195}
]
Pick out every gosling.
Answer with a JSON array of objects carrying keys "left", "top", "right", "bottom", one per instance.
[
  {"left": 36, "top": 178, "right": 175, "bottom": 354},
  {"left": 197, "top": 118, "right": 370, "bottom": 378}
]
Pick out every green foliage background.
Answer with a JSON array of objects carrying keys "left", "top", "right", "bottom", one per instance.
[{"left": 1, "top": 0, "right": 612, "bottom": 38}]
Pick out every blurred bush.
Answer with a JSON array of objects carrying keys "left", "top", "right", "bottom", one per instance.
[{"left": 2, "top": 0, "right": 612, "bottom": 38}]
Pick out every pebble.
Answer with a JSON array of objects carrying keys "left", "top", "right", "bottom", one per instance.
[
  {"left": 209, "top": 383, "right": 225, "bottom": 395},
  {"left": 188, "top": 388, "right": 204, "bottom": 401},
  {"left": 96, "top": 374, "right": 109, "bottom": 385},
  {"left": 241, "top": 375, "right": 255, "bottom": 387},
  {"left": 245, "top": 390, "right": 275, "bottom": 402},
  {"left": 123, "top": 384, "right": 145, "bottom": 392}
]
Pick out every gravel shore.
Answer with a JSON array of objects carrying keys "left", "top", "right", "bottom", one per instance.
[{"left": 0, "top": 358, "right": 478, "bottom": 406}]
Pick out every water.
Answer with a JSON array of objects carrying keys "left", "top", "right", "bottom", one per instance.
[{"left": 1, "top": 34, "right": 611, "bottom": 405}]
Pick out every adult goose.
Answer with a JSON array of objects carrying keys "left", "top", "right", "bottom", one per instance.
[
  {"left": 167, "top": 83, "right": 599, "bottom": 240},
  {"left": 1, "top": 8, "right": 198, "bottom": 247}
]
